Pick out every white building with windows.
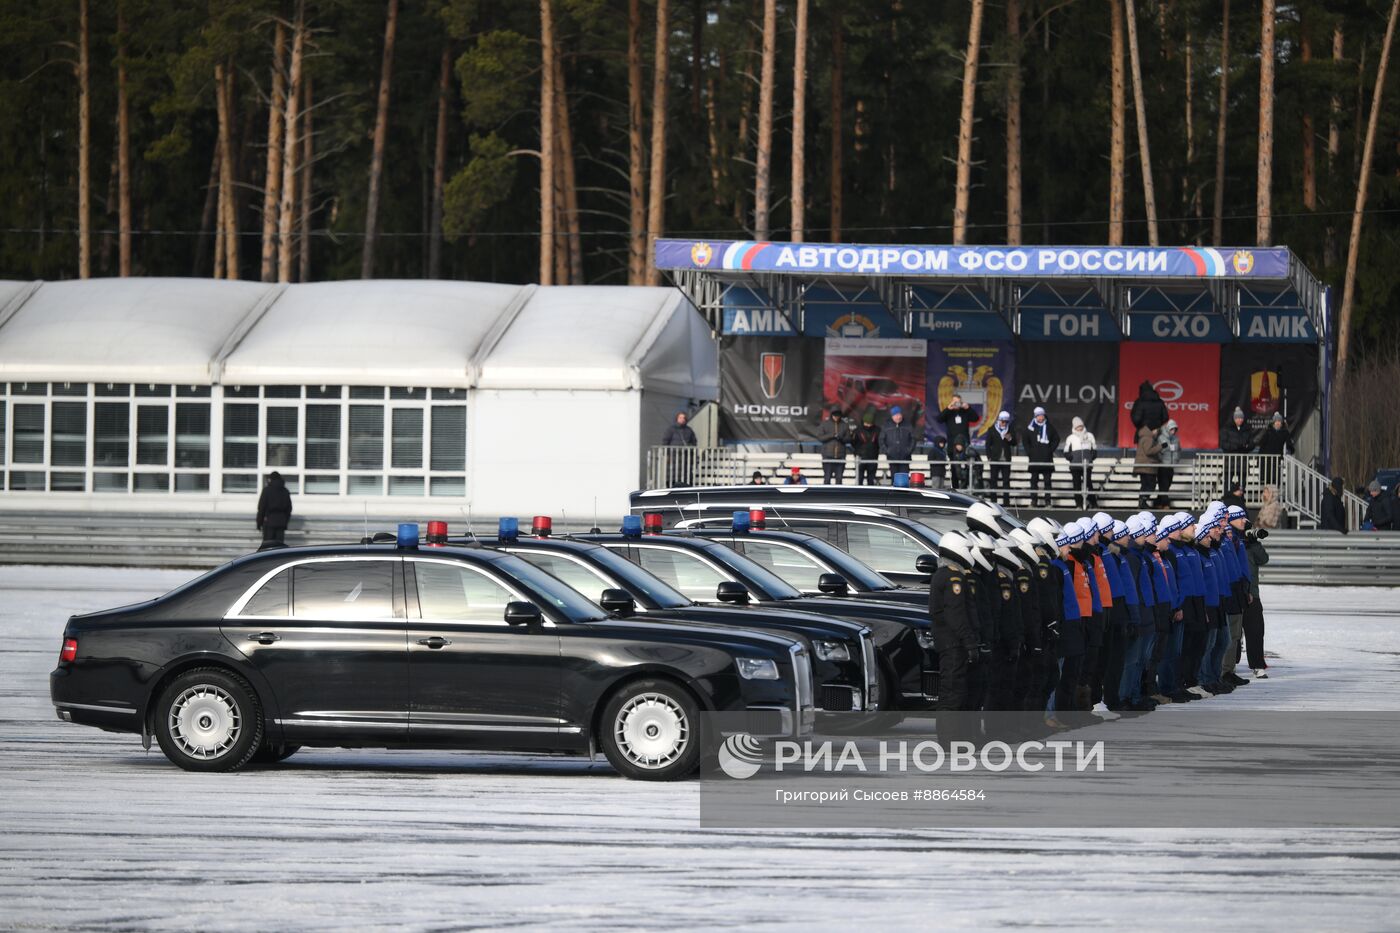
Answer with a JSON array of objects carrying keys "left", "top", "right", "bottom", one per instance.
[{"left": 0, "top": 278, "right": 717, "bottom": 520}]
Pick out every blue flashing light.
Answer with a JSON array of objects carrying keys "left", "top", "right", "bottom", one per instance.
[
  {"left": 397, "top": 522, "right": 420, "bottom": 547},
  {"left": 893, "top": 472, "right": 911, "bottom": 488},
  {"left": 621, "top": 515, "right": 643, "bottom": 538},
  {"left": 732, "top": 510, "right": 751, "bottom": 534},
  {"left": 498, "top": 516, "right": 520, "bottom": 541}
]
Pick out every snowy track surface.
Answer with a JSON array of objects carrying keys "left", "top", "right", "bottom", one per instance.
[{"left": 3, "top": 567, "right": 1399, "bottom": 930}]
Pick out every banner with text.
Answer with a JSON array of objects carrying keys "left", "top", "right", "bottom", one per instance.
[
  {"left": 717, "top": 336, "right": 823, "bottom": 443},
  {"left": 1117, "top": 342, "right": 1221, "bottom": 448},
  {"left": 925, "top": 342, "right": 1016, "bottom": 445},
  {"left": 823, "top": 338, "right": 928, "bottom": 430},
  {"left": 1016, "top": 342, "right": 1119, "bottom": 444}
]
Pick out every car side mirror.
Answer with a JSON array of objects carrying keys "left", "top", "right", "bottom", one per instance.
[
  {"left": 715, "top": 581, "right": 750, "bottom": 604},
  {"left": 915, "top": 554, "right": 938, "bottom": 576},
  {"left": 504, "top": 601, "right": 542, "bottom": 626},
  {"left": 599, "top": 588, "right": 636, "bottom": 617},
  {"left": 817, "top": 573, "right": 849, "bottom": 595}
]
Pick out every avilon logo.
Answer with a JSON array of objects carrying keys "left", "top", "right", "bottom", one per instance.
[
  {"left": 760, "top": 352, "right": 785, "bottom": 400},
  {"left": 717, "top": 733, "right": 764, "bottom": 779}
]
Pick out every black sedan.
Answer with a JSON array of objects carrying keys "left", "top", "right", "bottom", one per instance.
[{"left": 50, "top": 538, "right": 817, "bottom": 781}]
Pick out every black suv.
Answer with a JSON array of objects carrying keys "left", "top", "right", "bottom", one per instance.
[{"left": 51, "top": 537, "right": 817, "bottom": 781}]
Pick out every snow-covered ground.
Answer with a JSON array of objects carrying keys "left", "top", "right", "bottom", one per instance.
[{"left": 2, "top": 566, "right": 1399, "bottom": 930}]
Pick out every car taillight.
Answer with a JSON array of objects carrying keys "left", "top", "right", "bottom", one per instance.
[{"left": 60, "top": 638, "right": 78, "bottom": 662}]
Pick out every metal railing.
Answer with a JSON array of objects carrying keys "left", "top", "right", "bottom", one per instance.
[
  {"left": 1191, "top": 453, "right": 1367, "bottom": 529},
  {"left": 1252, "top": 529, "right": 1400, "bottom": 585}
]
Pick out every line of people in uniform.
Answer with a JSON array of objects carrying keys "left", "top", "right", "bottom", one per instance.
[{"left": 929, "top": 500, "right": 1271, "bottom": 733}]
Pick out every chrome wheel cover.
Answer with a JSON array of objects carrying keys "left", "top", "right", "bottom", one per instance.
[
  {"left": 614, "top": 693, "right": 689, "bottom": 769},
  {"left": 169, "top": 685, "right": 242, "bottom": 760}
]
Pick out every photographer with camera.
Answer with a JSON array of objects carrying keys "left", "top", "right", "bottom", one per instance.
[{"left": 1243, "top": 522, "right": 1271, "bottom": 678}]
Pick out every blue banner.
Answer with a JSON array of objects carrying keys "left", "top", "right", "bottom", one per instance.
[
  {"left": 1018, "top": 308, "right": 1121, "bottom": 341},
  {"left": 656, "top": 239, "right": 1293, "bottom": 279},
  {"left": 1127, "top": 312, "right": 1233, "bottom": 342},
  {"left": 1239, "top": 308, "right": 1317, "bottom": 342}
]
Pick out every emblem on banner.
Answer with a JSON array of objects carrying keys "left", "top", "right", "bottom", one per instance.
[
  {"left": 760, "top": 352, "right": 785, "bottom": 399},
  {"left": 1249, "top": 370, "right": 1279, "bottom": 415},
  {"left": 1232, "top": 250, "right": 1255, "bottom": 275},
  {"left": 938, "top": 360, "right": 1003, "bottom": 436},
  {"left": 691, "top": 242, "right": 714, "bottom": 267},
  {"left": 825, "top": 313, "right": 880, "bottom": 339}
]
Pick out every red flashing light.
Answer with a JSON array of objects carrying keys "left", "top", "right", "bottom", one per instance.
[
  {"left": 425, "top": 520, "right": 448, "bottom": 546},
  {"left": 910, "top": 472, "right": 926, "bottom": 487},
  {"left": 749, "top": 509, "right": 767, "bottom": 530},
  {"left": 60, "top": 638, "right": 77, "bottom": 663},
  {"left": 643, "top": 512, "right": 664, "bottom": 535},
  {"left": 531, "top": 515, "right": 553, "bottom": 537}
]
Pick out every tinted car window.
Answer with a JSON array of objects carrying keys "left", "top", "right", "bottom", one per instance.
[
  {"left": 515, "top": 552, "right": 611, "bottom": 602},
  {"left": 415, "top": 561, "right": 514, "bottom": 623},
  {"left": 843, "top": 524, "right": 927, "bottom": 575},
  {"left": 739, "top": 540, "right": 826, "bottom": 591},
  {"left": 292, "top": 561, "right": 395, "bottom": 620},
  {"left": 242, "top": 570, "right": 289, "bottom": 616},
  {"left": 630, "top": 547, "right": 730, "bottom": 602}
]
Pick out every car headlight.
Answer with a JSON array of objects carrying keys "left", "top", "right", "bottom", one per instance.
[
  {"left": 917, "top": 629, "right": 936, "bottom": 650},
  {"left": 736, "top": 657, "right": 780, "bottom": 680},
  {"left": 813, "top": 640, "right": 851, "bottom": 662}
]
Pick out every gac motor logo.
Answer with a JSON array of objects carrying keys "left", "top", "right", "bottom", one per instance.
[
  {"left": 691, "top": 242, "right": 714, "bottom": 267},
  {"left": 760, "top": 352, "right": 785, "bottom": 399},
  {"left": 1232, "top": 250, "right": 1254, "bottom": 275},
  {"left": 1153, "top": 380, "right": 1183, "bottom": 402}
]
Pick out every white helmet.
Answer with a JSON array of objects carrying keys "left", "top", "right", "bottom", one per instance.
[
  {"left": 992, "top": 541, "right": 1025, "bottom": 571},
  {"left": 966, "top": 501, "right": 1002, "bottom": 536},
  {"left": 965, "top": 532, "right": 995, "bottom": 571},
  {"left": 1027, "top": 516, "right": 1059, "bottom": 549},
  {"left": 1008, "top": 528, "right": 1043, "bottom": 564},
  {"left": 937, "top": 531, "right": 976, "bottom": 570}
]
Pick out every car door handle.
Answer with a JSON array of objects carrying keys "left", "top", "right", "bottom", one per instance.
[
  {"left": 248, "top": 632, "right": 281, "bottom": 645},
  {"left": 417, "top": 636, "right": 452, "bottom": 649}
]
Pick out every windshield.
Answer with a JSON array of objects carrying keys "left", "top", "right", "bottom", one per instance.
[
  {"left": 865, "top": 378, "right": 900, "bottom": 394},
  {"left": 689, "top": 538, "right": 804, "bottom": 600},
  {"left": 580, "top": 545, "right": 692, "bottom": 608},
  {"left": 485, "top": 552, "right": 610, "bottom": 622},
  {"left": 786, "top": 536, "right": 897, "bottom": 590}
]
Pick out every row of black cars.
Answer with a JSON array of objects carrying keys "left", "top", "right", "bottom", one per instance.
[{"left": 51, "top": 485, "right": 1012, "bottom": 780}]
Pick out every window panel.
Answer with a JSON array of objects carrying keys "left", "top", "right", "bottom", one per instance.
[
  {"left": 11, "top": 382, "right": 47, "bottom": 395},
  {"left": 176, "top": 385, "right": 211, "bottom": 397},
  {"left": 223, "top": 474, "right": 257, "bottom": 494},
  {"left": 516, "top": 553, "right": 610, "bottom": 601},
  {"left": 843, "top": 524, "right": 924, "bottom": 575},
  {"left": 52, "top": 382, "right": 87, "bottom": 397},
  {"left": 242, "top": 571, "right": 289, "bottom": 617},
  {"left": 174, "top": 403, "right": 210, "bottom": 468},
  {"left": 264, "top": 385, "right": 300, "bottom": 399},
  {"left": 9, "top": 470, "right": 44, "bottom": 490},
  {"left": 223, "top": 403, "right": 259, "bottom": 469},
  {"left": 305, "top": 405, "right": 340, "bottom": 470},
  {"left": 307, "top": 385, "right": 342, "bottom": 400},
  {"left": 350, "top": 386, "right": 385, "bottom": 400},
  {"left": 391, "top": 409, "right": 423, "bottom": 468},
  {"left": 95, "top": 383, "right": 130, "bottom": 397},
  {"left": 349, "top": 406, "right": 384, "bottom": 470},
  {"left": 265, "top": 407, "right": 298, "bottom": 467},
  {"left": 265, "top": 473, "right": 299, "bottom": 494},
  {"left": 430, "top": 406, "right": 465, "bottom": 471},
  {"left": 390, "top": 387, "right": 426, "bottom": 400},
  {"left": 431, "top": 388, "right": 465, "bottom": 400},
  {"left": 136, "top": 405, "right": 169, "bottom": 465},
  {"left": 135, "top": 384, "right": 171, "bottom": 397},
  {"left": 292, "top": 561, "right": 395, "bottom": 620},
  {"left": 632, "top": 547, "right": 729, "bottom": 602},
  {"left": 388, "top": 476, "right": 423, "bottom": 496},
  {"left": 415, "top": 562, "right": 513, "bottom": 623},
  {"left": 134, "top": 473, "right": 169, "bottom": 493},
  {"left": 738, "top": 540, "right": 826, "bottom": 591},
  {"left": 0, "top": 401, "right": 5, "bottom": 465},
  {"left": 50, "top": 402, "right": 87, "bottom": 467},
  {"left": 13, "top": 404, "right": 43, "bottom": 462},
  {"left": 94, "top": 402, "right": 130, "bottom": 467},
  {"left": 94, "top": 473, "right": 128, "bottom": 492},
  {"left": 50, "top": 472, "right": 86, "bottom": 492},
  {"left": 430, "top": 477, "right": 466, "bottom": 497},
  {"left": 225, "top": 386, "right": 259, "bottom": 399},
  {"left": 305, "top": 474, "right": 339, "bottom": 495},
  {"left": 175, "top": 473, "right": 210, "bottom": 493},
  {"left": 348, "top": 475, "right": 383, "bottom": 496}
]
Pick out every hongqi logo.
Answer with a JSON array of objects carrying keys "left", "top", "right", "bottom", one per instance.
[
  {"left": 717, "top": 733, "right": 764, "bottom": 779},
  {"left": 1232, "top": 250, "right": 1254, "bottom": 275},
  {"left": 691, "top": 242, "right": 714, "bottom": 267},
  {"left": 760, "top": 352, "right": 785, "bottom": 399}
]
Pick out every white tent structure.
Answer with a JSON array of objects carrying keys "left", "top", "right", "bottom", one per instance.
[{"left": 0, "top": 278, "right": 716, "bottom": 519}]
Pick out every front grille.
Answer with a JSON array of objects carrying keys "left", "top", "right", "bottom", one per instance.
[
  {"left": 921, "top": 669, "right": 940, "bottom": 699},
  {"left": 745, "top": 708, "right": 788, "bottom": 736},
  {"left": 860, "top": 630, "right": 879, "bottom": 710},
  {"left": 791, "top": 644, "right": 815, "bottom": 733},
  {"left": 818, "top": 684, "right": 861, "bottom": 711}
]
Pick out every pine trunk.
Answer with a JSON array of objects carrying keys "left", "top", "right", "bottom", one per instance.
[
  {"left": 1005, "top": 0, "right": 1022, "bottom": 246},
  {"left": 1302, "top": 27, "right": 1316, "bottom": 211},
  {"left": 362, "top": 0, "right": 399, "bottom": 279},
  {"left": 1109, "top": 0, "right": 1126, "bottom": 246},
  {"left": 706, "top": 72, "right": 723, "bottom": 208},
  {"left": 829, "top": 6, "right": 843, "bottom": 242},
  {"left": 645, "top": 0, "right": 669, "bottom": 285},
  {"left": 260, "top": 20, "right": 287, "bottom": 282},
  {"left": 1256, "top": 0, "right": 1276, "bottom": 245},
  {"left": 790, "top": 0, "right": 808, "bottom": 242},
  {"left": 277, "top": 3, "right": 304, "bottom": 283},
  {"left": 428, "top": 46, "right": 451, "bottom": 279},
  {"left": 1184, "top": 28, "right": 1196, "bottom": 237},
  {"left": 196, "top": 146, "right": 220, "bottom": 276},
  {"left": 626, "top": 0, "right": 645, "bottom": 285},
  {"left": 1337, "top": 0, "right": 1399, "bottom": 379},
  {"left": 77, "top": 0, "right": 91, "bottom": 278},
  {"left": 299, "top": 77, "right": 313, "bottom": 282},
  {"left": 1123, "top": 0, "right": 1159, "bottom": 245},
  {"left": 117, "top": 2, "right": 132, "bottom": 276},
  {"left": 1325, "top": 25, "right": 1343, "bottom": 266},
  {"left": 540, "top": 0, "right": 556, "bottom": 285},
  {"left": 555, "top": 52, "right": 583, "bottom": 284},
  {"left": 215, "top": 63, "right": 240, "bottom": 278},
  {"left": 754, "top": 0, "right": 776, "bottom": 240},
  {"left": 1212, "top": 0, "right": 1229, "bottom": 244},
  {"left": 952, "top": 0, "right": 984, "bottom": 245}
]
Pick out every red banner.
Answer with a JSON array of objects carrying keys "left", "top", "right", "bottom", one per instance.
[{"left": 1118, "top": 342, "right": 1219, "bottom": 449}]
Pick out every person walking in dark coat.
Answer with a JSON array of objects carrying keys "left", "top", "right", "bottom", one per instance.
[
  {"left": 1364, "top": 480, "right": 1395, "bottom": 530},
  {"left": 818, "top": 407, "right": 852, "bottom": 484},
  {"left": 879, "top": 407, "right": 916, "bottom": 482},
  {"left": 256, "top": 471, "right": 293, "bottom": 547},
  {"left": 1130, "top": 380, "right": 1169, "bottom": 433},
  {"left": 1320, "top": 476, "right": 1348, "bottom": 533},
  {"left": 984, "top": 410, "right": 1016, "bottom": 504},
  {"left": 1023, "top": 407, "right": 1059, "bottom": 507},
  {"left": 852, "top": 412, "right": 881, "bottom": 485},
  {"left": 935, "top": 394, "right": 981, "bottom": 447},
  {"left": 661, "top": 411, "right": 698, "bottom": 487},
  {"left": 1134, "top": 425, "right": 1163, "bottom": 509}
]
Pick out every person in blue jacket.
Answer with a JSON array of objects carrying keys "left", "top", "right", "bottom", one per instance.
[{"left": 1116, "top": 517, "right": 1159, "bottom": 711}]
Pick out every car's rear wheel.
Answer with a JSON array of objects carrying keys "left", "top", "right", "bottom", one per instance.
[
  {"left": 154, "top": 668, "right": 263, "bottom": 772},
  {"left": 599, "top": 679, "right": 702, "bottom": 781}
]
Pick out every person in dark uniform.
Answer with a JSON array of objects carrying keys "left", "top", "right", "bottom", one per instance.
[
  {"left": 1243, "top": 524, "right": 1270, "bottom": 677},
  {"left": 256, "top": 471, "right": 292, "bottom": 548},
  {"left": 989, "top": 542, "right": 1026, "bottom": 713},
  {"left": 929, "top": 532, "right": 981, "bottom": 737},
  {"left": 964, "top": 535, "right": 999, "bottom": 715}
]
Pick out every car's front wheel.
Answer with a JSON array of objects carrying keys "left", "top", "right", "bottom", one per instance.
[
  {"left": 599, "top": 679, "right": 702, "bottom": 781},
  {"left": 153, "top": 668, "right": 264, "bottom": 772}
]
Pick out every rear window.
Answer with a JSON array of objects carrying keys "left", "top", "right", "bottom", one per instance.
[
  {"left": 292, "top": 561, "right": 396, "bottom": 620},
  {"left": 241, "top": 571, "right": 289, "bottom": 616}
]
